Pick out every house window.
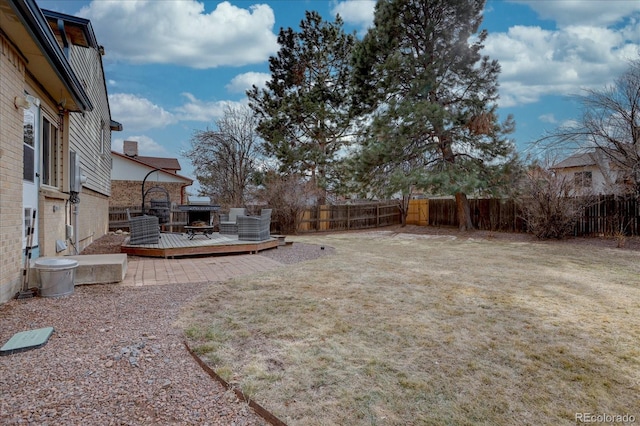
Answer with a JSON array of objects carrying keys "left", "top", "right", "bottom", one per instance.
[
  {"left": 574, "top": 171, "right": 592, "bottom": 188},
  {"left": 41, "top": 116, "right": 59, "bottom": 187}
]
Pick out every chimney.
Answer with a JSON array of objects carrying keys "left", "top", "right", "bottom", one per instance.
[{"left": 123, "top": 140, "right": 138, "bottom": 157}]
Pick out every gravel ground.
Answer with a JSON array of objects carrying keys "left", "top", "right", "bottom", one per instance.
[{"left": 0, "top": 240, "right": 333, "bottom": 425}]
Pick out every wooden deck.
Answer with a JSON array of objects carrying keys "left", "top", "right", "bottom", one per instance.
[{"left": 121, "top": 232, "right": 279, "bottom": 258}]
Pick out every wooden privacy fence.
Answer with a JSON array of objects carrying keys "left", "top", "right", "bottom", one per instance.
[
  {"left": 110, "top": 201, "right": 404, "bottom": 234},
  {"left": 110, "top": 196, "right": 639, "bottom": 236},
  {"left": 428, "top": 196, "right": 640, "bottom": 236},
  {"left": 109, "top": 206, "right": 189, "bottom": 232},
  {"left": 429, "top": 198, "right": 525, "bottom": 232},
  {"left": 298, "top": 201, "right": 402, "bottom": 232},
  {"left": 576, "top": 195, "right": 640, "bottom": 236}
]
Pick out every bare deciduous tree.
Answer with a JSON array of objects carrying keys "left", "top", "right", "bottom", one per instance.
[
  {"left": 254, "top": 170, "right": 320, "bottom": 234},
  {"left": 185, "top": 105, "right": 262, "bottom": 208},
  {"left": 536, "top": 59, "right": 640, "bottom": 194}
]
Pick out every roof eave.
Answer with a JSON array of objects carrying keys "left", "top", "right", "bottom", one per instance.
[{"left": 11, "top": 0, "right": 93, "bottom": 112}]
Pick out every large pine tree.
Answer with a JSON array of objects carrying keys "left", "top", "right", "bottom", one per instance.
[
  {"left": 248, "top": 11, "right": 356, "bottom": 203},
  {"left": 351, "top": 0, "right": 519, "bottom": 230}
]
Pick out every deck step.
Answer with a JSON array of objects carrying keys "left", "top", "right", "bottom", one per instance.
[{"left": 68, "top": 254, "right": 128, "bottom": 285}]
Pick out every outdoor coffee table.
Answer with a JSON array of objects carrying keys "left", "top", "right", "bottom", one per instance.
[{"left": 184, "top": 225, "right": 214, "bottom": 240}]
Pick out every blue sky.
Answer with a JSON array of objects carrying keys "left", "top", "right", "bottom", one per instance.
[{"left": 37, "top": 0, "right": 640, "bottom": 191}]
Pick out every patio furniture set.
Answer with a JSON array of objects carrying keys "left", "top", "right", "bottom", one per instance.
[{"left": 128, "top": 208, "right": 272, "bottom": 245}]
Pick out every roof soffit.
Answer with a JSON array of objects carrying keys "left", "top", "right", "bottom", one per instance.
[{"left": 0, "top": 0, "right": 92, "bottom": 112}]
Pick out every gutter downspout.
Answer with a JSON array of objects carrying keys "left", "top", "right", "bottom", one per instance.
[{"left": 180, "top": 183, "right": 192, "bottom": 204}]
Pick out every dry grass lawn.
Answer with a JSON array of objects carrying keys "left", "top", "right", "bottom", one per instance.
[{"left": 179, "top": 229, "right": 640, "bottom": 425}]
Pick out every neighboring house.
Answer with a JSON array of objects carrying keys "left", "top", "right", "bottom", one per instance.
[
  {"left": 0, "top": 0, "right": 119, "bottom": 303},
  {"left": 110, "top": 141, "right": 193, "bottom": 210},
  {"left": 551, "top": 149, "right": 631, "bottom": 195}
]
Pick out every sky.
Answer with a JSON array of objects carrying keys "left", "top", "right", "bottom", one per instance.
[{"left": 37, "top": 0, "right": 640, "bottom": 193}]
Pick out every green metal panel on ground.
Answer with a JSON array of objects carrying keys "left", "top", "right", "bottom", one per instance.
[{"left": 0, "top": 326, "right": 54, "bottom": 356}]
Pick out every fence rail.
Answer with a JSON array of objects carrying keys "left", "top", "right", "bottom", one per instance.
[
  {"left": 298, "top": 201, "right": 402, "bottom": 232},
  {"left": 428, "top": 198, "right": 526, "bottom": 232},
  {"left": 109, "top": 201, "right": 403, "bottom": 234},
  {"left": 110, "top": 196, "right": 640, "bottom": 237},
  {"left": 109, "top": 206, "right": 188, "bottom": 232},
  {"left": 428, "top": 196, "right": 640, "bottom": 236}
]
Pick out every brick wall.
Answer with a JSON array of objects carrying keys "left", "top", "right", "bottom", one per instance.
[
  {"left": 110, "top": 180, "right": 185, "bottom": 208},
  {"left": 0, "top": 36, "right": 27, "bottom": 303},
  {"left": 76, "top": 189, "right": 109, "bottom": 252},
  {"left": 0, "top": 37, "right": 25, "bottom": 303},
  {"left": 38, "top": 188, "right": 109, "bottom": 256}
]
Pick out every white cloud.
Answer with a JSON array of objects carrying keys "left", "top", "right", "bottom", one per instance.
[
  {"left": 485, "top": 22, "right": 640, "bottom": 107},
  {"left": 174, "top": 93, "right": 246, "bottom": 122},
  {"left": 331, "top": 0, "right": 375, "bottom": 30},
  {"left": 110, "top": 91, "right": 250, "bottom": 130},
  {"left": 112, "top": 135, "right": 169, "bottom": 156},
  {"left": 109, "top": 93, "right": 176, "bottom": 132},
  {"left": 538, "top": 114, "right": 557, "bottom": 124},
  {"left": 225, "top": 72, "right": 271, "bottom": 93},
  {"left": 510, "top": 0, "right": 640, "bottom": 27},
  {"left": 78, "top": 0, "right": 279, "bottom": 69}
]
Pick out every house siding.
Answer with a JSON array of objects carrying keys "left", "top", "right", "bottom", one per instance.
[
  {"left": 68, "top": 44, "right": 112, "bottom": 197},
  {"left": 0, "top": 35, "right": 27, "bottom": 302},
  {"left": 1, "top": 4, "right": 114, "bottom": 304},
  {"left": 555, "top": 165, "right": 610, "bottom": 195},
  {"left": 23, "top": 73, "right": 80, "bottom": 258},
  {"left": 64, "top": 43, "right": 114, "bottom": 251}
]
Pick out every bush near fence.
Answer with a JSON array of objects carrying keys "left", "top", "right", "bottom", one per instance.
[{"left": 109, "top": 196, "right": 639, "bottom": 236}]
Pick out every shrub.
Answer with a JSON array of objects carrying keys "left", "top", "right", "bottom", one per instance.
[
  {"left": 521, "top": 170, "right": 593, "bottom": 239},
  {"left": 255, "top": 171, "right": 320, "bottom": 234}
]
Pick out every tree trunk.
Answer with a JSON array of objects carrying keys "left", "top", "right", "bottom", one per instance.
[
  {"left": 397, "top": 195, "right": 410, "bottom": 227},
  {"left": 455, "top": 192, "right": 474, "bottom": 231}
]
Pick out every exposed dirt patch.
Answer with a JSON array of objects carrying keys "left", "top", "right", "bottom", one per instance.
[{"left": 80, "top": 232, "right": 129, "bottom": 255}]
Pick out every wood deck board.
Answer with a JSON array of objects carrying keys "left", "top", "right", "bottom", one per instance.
[{"left": 121, "top": 232, "right": 279, "bottom": 258}]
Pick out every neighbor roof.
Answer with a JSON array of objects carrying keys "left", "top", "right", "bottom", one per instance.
[
  {"left": 111, "top": 151, "right": 193, "bottom": 183},
  {"left": 112, "top": 151, "right": 183, "bottom": 173},
  {"left": 134, "top": 156, "right": 181, "bottom": 171},
  {"left": 551, "top": 152, "right": 596, "bottom": 169}
]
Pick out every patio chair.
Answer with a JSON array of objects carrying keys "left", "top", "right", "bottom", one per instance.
[
  {"left": 219, "top": 208, "right": 246, "bottom": 235},
  {"left": 237, "top": 209, "right": 272, "bottom": 241},
  {"left": 127, "top": 209, "right": 160, "bottom": 245}
]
